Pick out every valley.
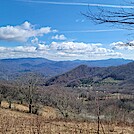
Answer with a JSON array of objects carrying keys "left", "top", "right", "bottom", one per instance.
[{"left": 0, "top": 58, "right": 134, "bottom": 133}]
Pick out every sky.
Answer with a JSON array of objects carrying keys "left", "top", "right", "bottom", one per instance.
[{"left": 0, "top": 0, "right": 134, "bottom": 60}]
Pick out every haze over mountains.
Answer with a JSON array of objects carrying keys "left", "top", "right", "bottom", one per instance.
[{"left": 0, "top": 58, "right": 133, "bottom": 80}]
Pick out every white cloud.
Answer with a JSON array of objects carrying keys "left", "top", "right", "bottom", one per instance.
[
  {"left": 111, "top": 41, "right": 134, "bottom": 50},
  {"left": 0, "top": 21, "right": 53, "bottom": 42},
  {"left": 22, "top": 21, "right": 32, "bottom": 29},
  {"left": 52, "top": 34, "right": 67, "bottom": 40}
]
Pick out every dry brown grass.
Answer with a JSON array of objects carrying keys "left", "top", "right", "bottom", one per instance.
[
  {"left": 38, "top": 106, "right": 59, "bottom": 119},
  {"left": 0, "top": 107, "right": 133, "bottom": 134},
  {"left": 1, "top": 101, "right": 29, "bottom": 112},
  {"left": 1, "top": 101, "right": 58, "bottom": 118}
]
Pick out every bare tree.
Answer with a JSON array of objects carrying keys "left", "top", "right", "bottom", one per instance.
[
  {"left": 25, "top": 73, "right": 42, "bottom": 113},
  {"left": 16, "top": 73, "right": 42, "bottom": 113}
]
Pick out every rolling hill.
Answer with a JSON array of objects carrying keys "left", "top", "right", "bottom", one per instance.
[{"left": 45, "top": 61, "right": 134, "bottom": 87}]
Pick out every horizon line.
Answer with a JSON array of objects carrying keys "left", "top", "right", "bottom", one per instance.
[{"left": 0, "top": 57, "right": 132, "bottom": 61}]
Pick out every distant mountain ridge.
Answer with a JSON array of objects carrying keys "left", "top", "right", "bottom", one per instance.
[{"left": 0, "top": 58, "right": 133, "bottom": 80}]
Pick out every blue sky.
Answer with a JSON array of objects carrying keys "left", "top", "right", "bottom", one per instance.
[{"left": 0, "top": 0, "right": 134, "bottom": 60}]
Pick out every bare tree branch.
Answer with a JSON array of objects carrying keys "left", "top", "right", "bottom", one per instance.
[{"left": 83, "top": 5, "right": 134, "bottom": 28}]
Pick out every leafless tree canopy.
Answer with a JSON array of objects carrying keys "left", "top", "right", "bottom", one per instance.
[{"left": 84, "top": 4, "right": 134, "bottom": 29}]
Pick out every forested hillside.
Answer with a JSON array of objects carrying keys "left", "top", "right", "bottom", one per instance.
[{"left": 45, "top": 61, "right": 134, "bottom": 88}]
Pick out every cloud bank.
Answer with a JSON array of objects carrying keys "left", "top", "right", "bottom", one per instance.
[
  {"left": 48, "top": 41, "right": 122, "bottom": 58},
  {"left": 0, "top": 41, "right": 122, "bottom": 59}
]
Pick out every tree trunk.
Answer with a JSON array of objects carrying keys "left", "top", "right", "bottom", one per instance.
[
  {"left": 20, "top": 98, "right": 23, "bottom": 105},
  {"left": 29, "top": 98, "right": 32, "bottom": 113},
  {"left": 0, "top": 96, "right": 2, "bottom": 107},
  {"left": 0, "top": 100, "right": 1, "bottom": 107},
  {"left": 9, "top": 101, "right": 11, "bottom": 109}
]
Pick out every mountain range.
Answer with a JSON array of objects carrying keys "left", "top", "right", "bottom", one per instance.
[{"left": 0, "top": 57, "right": 133, "bottom": 80}]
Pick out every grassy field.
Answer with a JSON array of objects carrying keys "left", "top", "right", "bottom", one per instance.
[{"left": 0, "top": 102, "right": 133, "bottom": 134}]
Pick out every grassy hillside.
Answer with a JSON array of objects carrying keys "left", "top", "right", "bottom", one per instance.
[{"left": 0, "top": 106, "right": 133, "bottom": 134}]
